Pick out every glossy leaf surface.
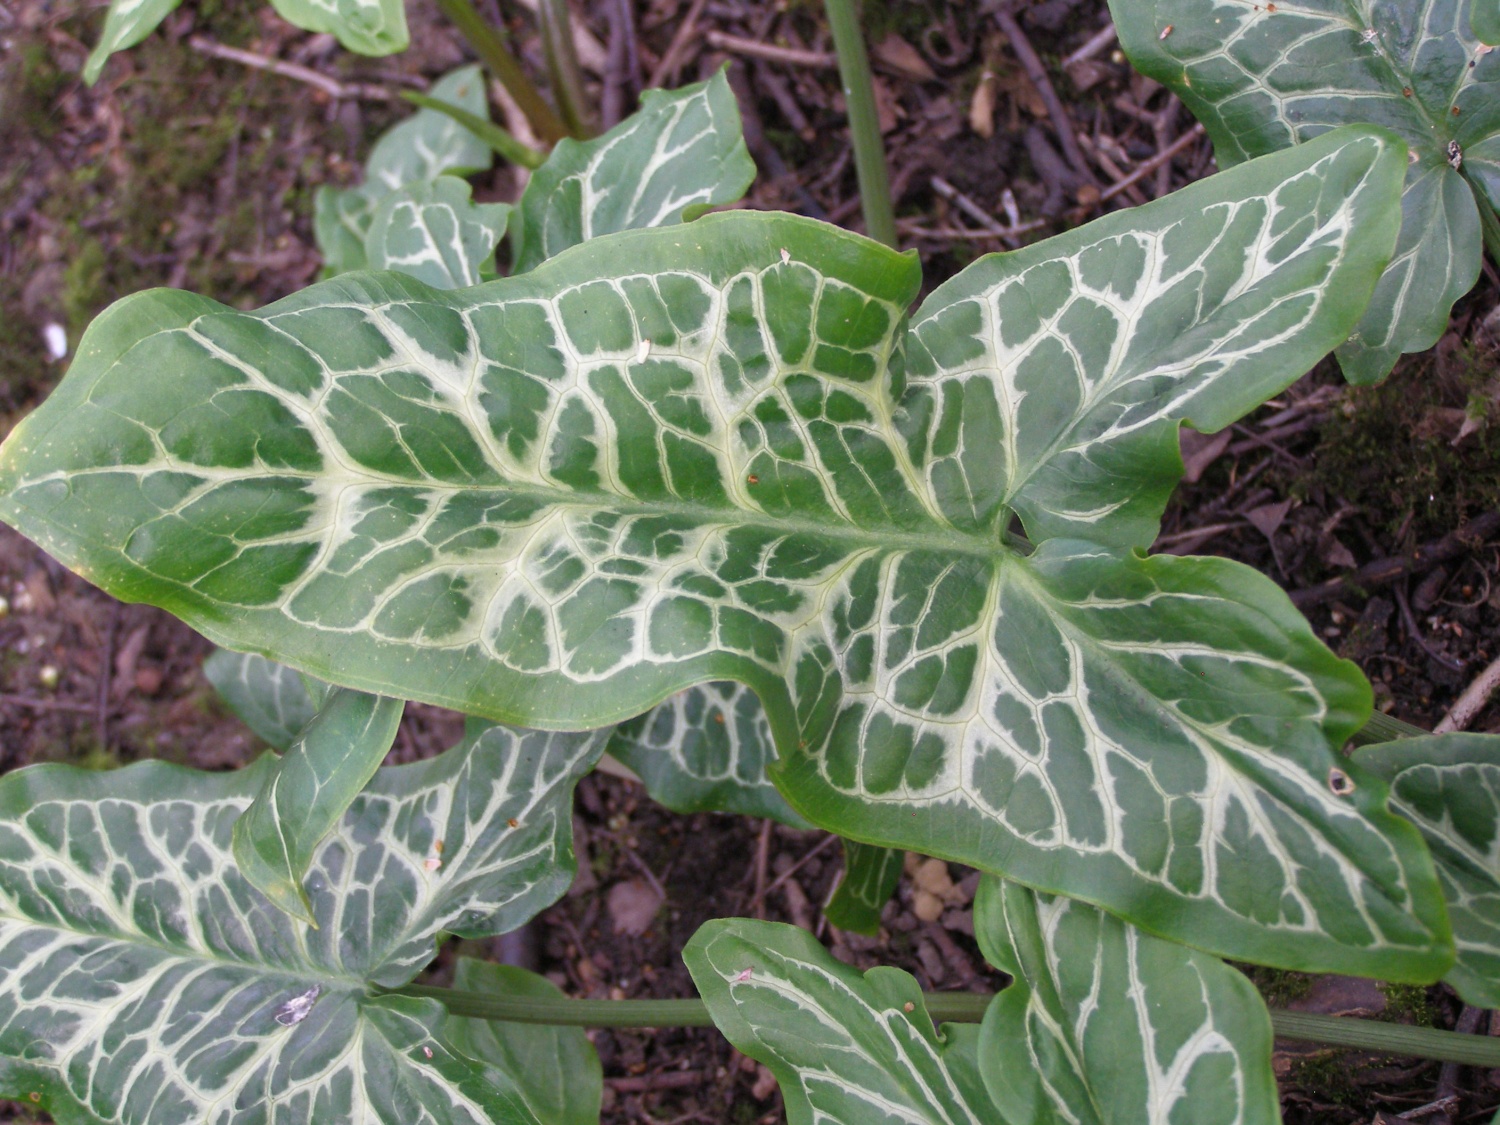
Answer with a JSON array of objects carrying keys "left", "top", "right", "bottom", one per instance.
[
  {"left": 0, "top": 127, "right": 1450, "bottom": 975},
  {"left": 446, "top": 958, "right": 603, "bottom": 1125},
  {"left": 83, "top": 0, "right": 182, "bottom": 84},
  {"left": 1356, "top": 733, "right": 1500, "bottom": 1006},
  {"left": 685, "top": 918, "right": 999, "bottom": 1125},
  {"left": 974, "top": 877, "right": 1279, "bottom": 1125},
  {"left": 203, "top": 648, "right": 318, "bottom": 750},
  {"left": 1110, "top": 0, "right": 1500, "bottom": 384},
  {"left": 510, "top": 70, "right": 755, "bottom": 273},
  {"left": 824, "top": 840, "right": 902, "bottom": 934},
  {"left": 270, "top": 0, "right": 408, "bottom": 56},
  {"left": 608, "top": 682, "right": 808, "bottom": 826},
  {"left": 365, "top": 178, "right": 511, "bottom": 289},
  {"left": 232, "top": 686, "right": 404, "bottom": 923},
  {"left": 0, "top": 724, "right": 605, "bottom": 1123}
]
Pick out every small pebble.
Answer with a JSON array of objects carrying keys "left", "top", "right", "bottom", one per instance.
[{"left": 38, "top": 665, "right": 59, "bottom": 690}]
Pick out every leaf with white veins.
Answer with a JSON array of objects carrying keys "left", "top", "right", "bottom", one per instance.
[
  {"left": 824, "top": 840, "right": 903, "bottom": 934},
  {"left": 232, "top": 685, "right": 404, "bottom": 923},
  {"left": 974, "top": 877, "right": 1280, "bottom": 1125},
  {"left": 1109, "top": 0, "right": 1500, "bottom": 384},
  {"left": 1355, "top": 733, "right": 1500, "bottom": 1007},
  {"left": 685, "top": 918, "right": 1001, "bottom": 1125},
  {"left": 271, "top": 0, "right": 408, "bottom": 56},
  {"left": 510, "top": 69, "right": 755, "bottom": 274},
  {"left": 204, "top": 647, "right": 319, "bottom": 750},
  {"left": 0, "top": 126, "right": 1452, "bottom": 975},
  {"left": 365, "top": 178, "right": 511, "bottom": 290},
  {"left": 83, "top": 0, "right": 182, "bottom": 84},
  {"left": 0, "top": 723, "right": 606, "bottom": 1123}
]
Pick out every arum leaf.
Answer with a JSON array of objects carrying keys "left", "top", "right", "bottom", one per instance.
[
  {"left": 204, "top": 647, "right": 319, "bottom": 749},
  {"left": 824, "top": 840, "right": 902, "bottom": 935},
  {"left": 0, "top": 723, "right": 605, "bottom": 1123},
  {"left": 1476, "top": 0, "right": 1500, "bottom": 45},
  {"left": 1109, "top": 0, "right": 1500, "bottom": 384},
  {"left": 83, "top": 0, "right": 182, "bottom": 84},
  {"left": 0, "top": 127, "right": 1451, "bottom": 975},
  {"left": 232, "top": 686, "right": 404, "bottom": 923},
  {"left": 314, "top": 181, "right": 380, "bottom": 276},
  {"left": 974, "top": 877, "right": 1279, "bottom": 1125},
  {"left": 608, "top": 682, "right": 810, "bottom": 826},
  {"left": 1355, "top": 733, "right": 1500, "bottom": 1007},
  {"left": 510, "top": 69, "right": 755, "bottom": 274},
  {"left": 445, "top": 959, "right": 603, "bottom": 1125},
  {"left": 270, "top": 0, "right": 408, "bottom": 56},
  {"left": 365, "top": 178, "right": 511, "bottom": 290},
  {"left": 684, "top": 918, "right": 1001, "bottom": 1125},
  {"left": 367, "top": 66, "right": 493, "bottom": 194}
]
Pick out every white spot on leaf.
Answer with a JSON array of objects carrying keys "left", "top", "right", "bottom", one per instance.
[{"left": 274, "top": 985, "right": 322, "bottom": 1027}]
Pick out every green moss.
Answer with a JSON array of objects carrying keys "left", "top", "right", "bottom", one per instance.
[
  {"left": 1288, "top": 1053, "right": 1362, "bottom": 1106},
  {"left": 1376, "top": 981, "right": 1439, "bottom": 1027},
  {"left": 1236, "top": 962, "right": 1315, "bottom": 1008}
]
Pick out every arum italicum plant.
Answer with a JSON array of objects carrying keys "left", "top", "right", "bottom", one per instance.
[{"left": 4, "top": 67, "right": 1500, "bottom": 1125}]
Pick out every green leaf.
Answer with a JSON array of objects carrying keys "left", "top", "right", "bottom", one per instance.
[
  {"left": 1109, "top": 0, "right": 1499, "bottom": 384},
  {"left": 510, "top": 69, "right": 755, "bottom": 274},
  {"left": 445, "top": 958, "right": 603, "bottom": 1125},
  {"left": 270, "top": 0, "right": 408, "bottom": 56},
  {"left": 314, "top": 182, "right": 380, "bottom": 275},
  {"left": 82, "top": 0, "right": 182, "bottom": 85},
  {"left": 1355, "top": 733, "right": 1500, "bottom": 1007},
  {"left": 203, "top": 647, "right": 318, "bottom": 750},
  {"left": 232, "top": 686, "right": 404, "bottom": 923},
  {"left": 367, "top": 66, "right": 493, "bottom": 193},
  {"left": 824, "top": 840, "right": 902, "bottom": 935},
  {"left": 973, "top": 876, "right": 1280, "bottom": 1125},
  {"left": 0, "top": 723, "right": 605, "bottom": 1123},
  {"left": 0, "top": 127, "right": 1450, "bottom": 975},
  {"left": 684, "top": 918, "right": 1001, "bottom": 1125},
  {"left": 608, "top": 683, "right": 810, "bottom": 826},
  {"left": 1475, "top": 0, "right": 1500, "bottom": 45},
  {"left": 366, "top": 178, "right": 511, "bottom": 290}
]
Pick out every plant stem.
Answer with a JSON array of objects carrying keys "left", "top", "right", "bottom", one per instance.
[
  {"left": 392, "top": 984, "right": 1500, "bottom": 1065},
  {"left": 433, "top": 0, "right": 570, "bottom": 145},
  {"left": 1351, "top": 711, "right": 1429, "bottom": 746},
  {"left": 400, "top": 92, "right": 548, "bottom": 169},
  {"left": 822, "top": 0, "right": 898, "bottom": 248},
  {"left": 537, "top": 0, "right": 595, "bottom": 138}
]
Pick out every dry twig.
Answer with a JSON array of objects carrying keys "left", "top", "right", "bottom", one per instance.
[{"left": 188, "top": 36, "right": 402, "bottom": 100}]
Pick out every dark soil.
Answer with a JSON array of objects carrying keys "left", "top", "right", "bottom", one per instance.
[{"left": 2, "top": 0, "right": 1500, "bottom": 1122}]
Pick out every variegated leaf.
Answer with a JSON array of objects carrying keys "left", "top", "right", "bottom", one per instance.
[
  {"left": 232, "top": 686, "right": 403, "bottom": 923},
  {"left": 510, "top": 69, "right": 755, "bottom": 274},
  {"left": 203, "top": 647, "right": 318, "bottom": 749},
  {"left": 684, "top": 918, "right": 1000, "bottom": 1125},
  {"left": 824, "top": 840, "right": 902, "bottom": 935},
  {"left": 1355, "top": 733, "right": 1500, "bottom": 1007},
  {"left": 0, "top": 128, "right": 1451, "bottom": 975},
  {"left": 82, "top": 0, "right": 182, "bottom": 84},
  {"left": 1475, "top": 0, "right": 1500, "bottom": 44},
  {"left": 973, "top": 877, "right": 1280, "bottom": 1125},
  {"left": 314, "top": 66, "right": 493, "bottom": 276},
  {"left": 365, "top": 178, "right": 511, "bottom": 290},
  {"left": 1109, "top": 0, "right": 1500, "bottom": 384},
  {"left": 270, "top": 0, "right": 408, "bottom": 56},
  {"left": 608, "top": 682, "right": 809, "bottom": 826},
  {"left": 445, "top": 958, "right": 603, "bottom": 1125},
  {"left": 0, "top": 723, "right": 605, "bottom": 1123}
]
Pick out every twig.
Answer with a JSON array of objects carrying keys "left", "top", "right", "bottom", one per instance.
[
  {"left": 647, "top": 0, "right": 708, "bottom": 88},
  {"left": 930, "top": 176, "right": 1012, "bottom": 237},
  {"left": 1099, "top": 124, "right": 1205, "bottom": 202},
  {"left": 761, "top": 833, "right": 840, "bottom": 901},
  {"left": 897, "top": 221, "right": 1049, "bottom": 241},
  {"left": 994, "top": 7, "right": 1096, "bottom": 187},
  {"left": 0, "top": 693, "right": 96, "bottom": 714},
  {"left": 704, "top": 30, "right": 836, "bottom": 68},
  {"left": 1395, "top": 579, "right": 1466, "bottom": 673},
  {"left": 1435, "top": 655, "right": 1500, "bottom": 732},
  {"left": 187, "top": 37, "right": 400, "bottom": 100},
  {"left": 1290, "top": 511, "right": 1500, "bottom": 609},
  {"left": 749, "top": 819, "right": 772, "bottom": 919},
  {"left": 95, "top": 602, "right": 120, "bottom": 755},
  {"left": 1062, "top": 22, "right": 1118, "bottom": 68},
  {"left": 606, "top": 1069, "right": 708, "bottom": 1092},
  {"left": 1153, "top": 519, "right": 1250, "bottom": 550}
]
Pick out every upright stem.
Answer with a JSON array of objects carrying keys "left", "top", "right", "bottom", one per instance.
[
  {"left": 391, "top": 983, "right": 1500, "bottom": 1066},
  {"left": 823, "top": 0, "right": 898, "bottom": 248},
  {"left": 433, "top": 0, "right": 570, "bottom": 145},
  {"left": 537, "top": 0, "right": 595, "bottom": 138}
]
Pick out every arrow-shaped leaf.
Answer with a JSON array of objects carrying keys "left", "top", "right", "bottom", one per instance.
[
  {"left": 1355, "top": 733, "right": 1500, "bottom": 1007},
  {"left": 0, "top": 126, "right": 1451, "bottom": 975},
  {"left": 203, "top": 648, "right": 319, "bottom": 749},
  {"left": 1109, "top": 0, "right": 1500, "bottom": 384},
  {"left": 973, "top": 876, "right": 1280, "bottom": 1125},
  {"left": 232, "top": 685, "right": 403, "bottom": 923},
  {"left": 510, "top": 69, "right": 755, "bottom": 274},
  {"left": 0, "top": 722, "right": 605, "bottom": 1123},
  {"left": 684, "top": 918, "right": 1000, "bottom": 1125},
  {"left": 82, "top": 0, "right": 182, "bottom": 84},
  {"left": 365, "top": 178, "right": 511, "bottom": 290},
  {"left": 270, "top": 0, "right": 409, "bottom": 56}
]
